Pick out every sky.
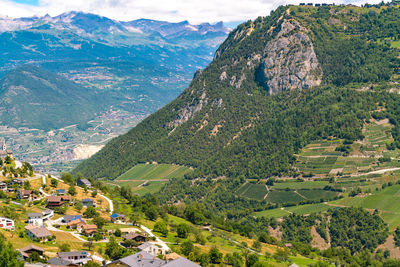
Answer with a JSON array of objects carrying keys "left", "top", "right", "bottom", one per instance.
[{"left": 0, "top": 0, "right": 385, "bottom": 24}]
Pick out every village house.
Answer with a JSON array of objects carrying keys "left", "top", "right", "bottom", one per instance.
[
  {"left": 0, "top": 216, "right": 14, "bottom": 230},
  {"left": 67, "top": 218, "right": 86, "bottom": 230},
  {"left": 58, "top": 251, "right": 91, "bottom": 265},
  {"left": 17, "top": 189, "right": 35, "bottom": 201},
  {"left": 25, "top": 225, "right": 52, "bottom": 242},
  {"left": 105, "top": 251, "right": 200, "bottom": 267},
  {"left": 27, "top": 213, "right": 44, "bottom": 226},
  {"left": 111, "top": 213, "right": 126, "bottom": 224},
  {"left": 19, "top": 245, "right": 45, "bottom": 260},
  {"left": 138, "top": 242, "right": 167, "bottom": 256},
  {"left": 0, "top": 182, "right": 7, "bottom": 191},
  {"left": 123, "top": 232, "right": 148, "bottom": 244},
  {"left": 62, "top": 214, "right": 82, "bottom": 224},
  {"left": 46, "top": 196, "right": 63, "bottom": 208},
  {"left": 77, "top": 178, "right": 91, "bottom": 188},
  {"left": 81, "top": 198, "right": 94, "bottom": 207},
  {"left": 80, "top": 224, "right": 97, "bottom": 237}
]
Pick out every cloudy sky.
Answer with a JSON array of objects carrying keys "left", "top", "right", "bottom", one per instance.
[{"left": 0, "top": 0, "right": 384, "bottom": 23}]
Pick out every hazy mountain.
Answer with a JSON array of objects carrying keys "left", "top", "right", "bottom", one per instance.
[{"left": 0, "top": 65, "right": 108, "bottom": 130}]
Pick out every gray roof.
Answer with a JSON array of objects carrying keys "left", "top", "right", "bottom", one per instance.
[
  {"left": 163, "top": 257, "right": 201, "bottom": 267},
  {"left": 113, "top": 251, "right": 165, "bottom": 267},
  {"left": 47, "top": 257, "right": 72, "bottom": 266},
  {"left": 26, "top": 226, "right": 52, "bottom": 238},
  {"left": 79, "top": 179, "right": 91, "bottom": 185},
  {"left": 59, "top": 251, "right": 89, "bottom": 258},
  {"left": 82, "top": 198, "right": 94, "bottom": 202}
]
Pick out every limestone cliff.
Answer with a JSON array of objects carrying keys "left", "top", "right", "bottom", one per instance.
[{"left": 256, "top": 19, "right": 322, "bottom": 95}]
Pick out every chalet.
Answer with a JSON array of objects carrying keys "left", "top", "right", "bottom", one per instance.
[
  {"left": 105, "top": 251, "right": 200, "bottom": 267},
  {"left": 77, "top": 179, "right": 91, "bottom": 188},
  {"left": 17, "top": 189, "right": 34, "bottom": 200},
  {"left": 25, "top": 225, "right": 52, "bottom": 242},
  {"left": 19, "top": 245, "right": 45, "bottom": 260},
  {"left": 27, "top": 213, "right": 44, "bottom": 226},
  {"left": 111, "top": 213, "right": 126, "bottom": 224},
  {"left": 0, "top": 182, "right": 7, "bottom": 191},
  {"left": 57, "top": 189, "right": 66, "bottom": 195},
  {"left": 0, "top": 217, "right": 14, "bottom": 230},
  {"left": 138, "top": 242, "right": 167, "bottom": 256},
  {"left": 81, "top": 224, "right": 97, "bottom": 237},
  {"left": 62, "top": 214, "right": 82, "bottom": 224},
  {"left": 67, "top": 218, "right": 86, "bottom": 230},
  {"left": 81, "top": 198, "right": 94, "bottom": 207},
  {"left": 58, "top": 251, "right": 90, "bottom": 265},
  {"left": 46, "top": 196, "right": 63, "bottom": 208},
  {"left": 123, "top": 232, "right": 147, "bottom": 243}
]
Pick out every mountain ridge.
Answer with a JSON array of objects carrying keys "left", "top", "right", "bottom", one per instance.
[{"left": 74, "top": 4, "right": 400, "bottom": 180}]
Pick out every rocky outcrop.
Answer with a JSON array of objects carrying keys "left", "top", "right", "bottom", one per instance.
[{"left": 257, "top": 19, "right": 322, "bottom": 95}]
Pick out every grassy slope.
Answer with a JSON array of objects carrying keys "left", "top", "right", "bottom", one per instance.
[{"left": 116, "top": 164, "right": 191, "bottom": 181}]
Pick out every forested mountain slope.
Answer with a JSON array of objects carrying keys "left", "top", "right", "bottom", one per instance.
[
  {"left": 0, "top": 65, "right": 109, "bottom": 130},
  {"left": 75, "top": 4, "right": 400, "bottom": 179}
]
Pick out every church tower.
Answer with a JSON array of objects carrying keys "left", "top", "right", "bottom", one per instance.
[{"left": 1, "top": 138, "right": 6, "bottom": 151}]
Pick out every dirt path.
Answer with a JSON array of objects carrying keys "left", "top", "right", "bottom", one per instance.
[{"left": 351, "top": 167, "right": 400, "bottom": 177}]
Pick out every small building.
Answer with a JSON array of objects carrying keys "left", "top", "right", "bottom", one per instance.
[
  {"left": 46, "top": 196, "right": 63, "bottom": 208},
  {"left": 111, "top": 213, "right": 126, "bottom": 224},
  {"left": 61, "top": 195, "right": 71, "bottom": 202},
  {"left": 62, "top": 214, "right": 82, "bottom": 224},
  {"left": 123, "top": 232, "right": 147, "bottom": 243},
  {"left": 0, "top": 182, "right": 7, "bottom": 191},
  {"left": 0, "top": 217, "right": 14, "bottom": 230},
  {"left": 81, "top": 198, "right": 94, "bottom": 207},
  {"left": 17, "top": 189, "right": 34, "bottom": 200},
  {"left": 57, "top": 189, "right": 66, "bottom": 195},
  {"left": 19, "top": 245, "right": 45, "bottom": 259},
  {"left": 77, "top": 179, "right": 91, "bottom": 188},
  {"left": 27, "top": 213, "right": 44, "bottom": 226},
  {"left": 58, "top": 251, "right": 90, "bottom": 265},
  {"left": 163, "top": 257, "right": 201, "bottom": 267},
  {"left": 67, "top": 218, "right": 86, "bottom": 230},
  {"left": 25, "top": 225, "right": 52, "bottom": 242},
  {"left": 138, "top": 242, "right": 167, "bottom": 256},
  {"left": 81, "top": 224, "right": 97, "bottom": 237}
]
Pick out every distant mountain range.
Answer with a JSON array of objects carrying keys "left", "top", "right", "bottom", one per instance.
[
  {"left": 0, "top": 12, "right": 230, "bottom": 130},
  {"left": 0, "top": 12, "right": 230, "bottom": 75},
  {"left": 0, "top": 12, "right": 230, "bottom": 170}
]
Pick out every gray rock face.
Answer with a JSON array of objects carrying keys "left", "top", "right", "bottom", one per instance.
[{"left": 257, "top": 19, "right": 322, "bottom": 95}]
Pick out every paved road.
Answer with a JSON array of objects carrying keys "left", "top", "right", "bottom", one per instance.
[{"left": 141, "top": 225, "right": 170, "bottom": 251}]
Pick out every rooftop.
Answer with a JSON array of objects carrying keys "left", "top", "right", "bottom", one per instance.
[
  {"left": 59, "top": 251, "right": 89, "bottom": 258},
  {"left": 25, "top": 226, "right": 52, "bottom": 238}
]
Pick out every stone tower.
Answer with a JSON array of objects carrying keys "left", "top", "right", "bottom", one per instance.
[{"left": 1, "top": 138, "right": 6, "bottom": 151}]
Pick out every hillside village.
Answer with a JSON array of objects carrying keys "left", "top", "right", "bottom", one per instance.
[{"left": 0, "top": 139, "right": 205, "bottom": 267}]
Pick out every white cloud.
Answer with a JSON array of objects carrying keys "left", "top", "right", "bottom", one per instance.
[{"left": 0, "top": 0, "right": 385, "bottom": 23}]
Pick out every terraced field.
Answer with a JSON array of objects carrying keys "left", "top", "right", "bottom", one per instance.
[
  {"left": 255, "top": 203, "right": 331, "bottom": 218},
  {"left": 109, "top": 163, "right": 192, "bottom": 196}
]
